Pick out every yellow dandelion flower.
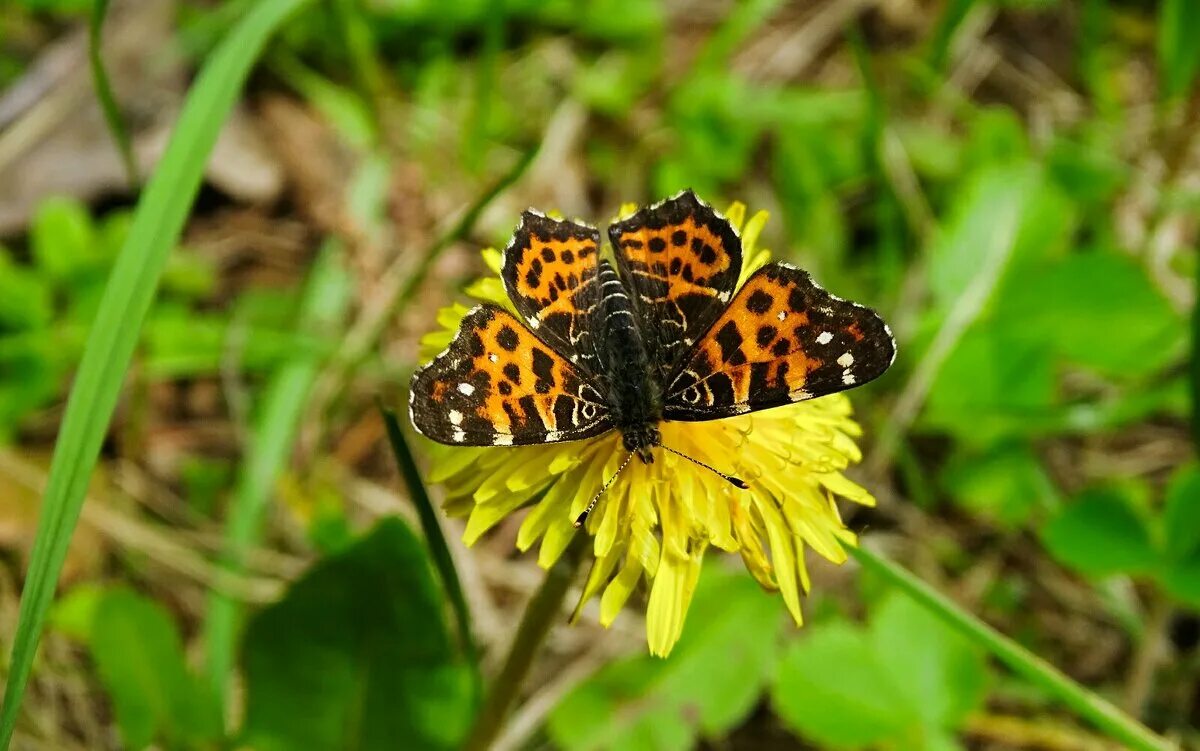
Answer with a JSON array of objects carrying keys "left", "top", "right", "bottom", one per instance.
[{"left": 417, "top": 201, "right": 880, "bottom": 657}]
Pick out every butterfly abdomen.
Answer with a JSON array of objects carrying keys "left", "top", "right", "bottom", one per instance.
[{"left": 593, "top": 261, "right": 662, "bottom": 441}]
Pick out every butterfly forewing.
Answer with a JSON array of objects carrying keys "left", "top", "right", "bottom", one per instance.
[
  {"left": 501, "top": 212, "right": 604, "bottom": 377},
  {"left": 608, "top": 190, "right": 743, "bottom": 384},
  {"left": 410, "top": 305, "right": 612, "bottom": 446},
  {"left": 664, "top": 263, "right": 895, "bottom": 421}
]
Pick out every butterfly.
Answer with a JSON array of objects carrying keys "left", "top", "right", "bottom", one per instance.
[{"left": 409, "top": 190, "right": 896, "bottom": 521}]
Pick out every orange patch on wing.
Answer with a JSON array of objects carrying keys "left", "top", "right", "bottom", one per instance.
[
  {"left": 511, "top": 236, "right": 599, "bottom": 318},
  {"left": 613, "top": 217, "right": 735, "bottom": 300},
  {"left": 676, "top": 274, "right": 824, "bottom": 403}
]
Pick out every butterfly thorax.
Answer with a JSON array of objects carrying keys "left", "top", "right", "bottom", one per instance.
[{"left": 593, "top": 261, "right": 662, "bottom": 462}]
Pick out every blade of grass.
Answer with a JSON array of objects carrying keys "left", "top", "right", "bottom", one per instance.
[
  {"left": 0, "top": 0, "right": 312, "bottom": 743},
  {"left": 1192, "top": 245, "right": 1200, "bottom": 456},
  {"left": 848, "top": 543, "right": 1176, "bottom": 751},
  {"left": 203, "top": 241, "right": 351, "bottom": 706},
  {"left": 89, "top": 0, "right": 138, "bottom": 188},
  {"left": 380, "top": 407, "right": 481, "bottom": 706}
]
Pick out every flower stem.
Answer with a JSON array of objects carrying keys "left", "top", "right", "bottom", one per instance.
[
  {"left": 463, "top": 531, "right": 588, "bottom": 751},
  {"left": 848, "top": 544, "right": 1177, "bottom": 751}
]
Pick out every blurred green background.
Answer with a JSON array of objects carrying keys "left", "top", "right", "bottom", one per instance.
[{"left": 0, "top": 0, "right": 1197, "bottom": 748}]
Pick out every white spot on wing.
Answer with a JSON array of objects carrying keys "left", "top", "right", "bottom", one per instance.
[
  {"left": 777, "top": 310, "right": 786, "bottom": 321},
  {"left": 458, "top": 383, "right": 475, "bottom": 396},
  {"left": 545, "top": 430, "right": 563, "bottom": 442},
  {"left": 451, "top": 429, "right": 466, "bottom": 442},
  {"left": 448, "top": 410, "right": 463, "bottom": 426},
  {"left": 817, "top": 331, "right": 833, "bottom": 345},
  {"left": 842, "top": 372, "right": 856, "bottom": 385},
  {"left": 837, "top": 352, "right": 854, "bottom": 367},
  {"left": 494, "top": 434, "right": 513, "bottom": 446},
  {"left": 488, "top": 353, "right": 498, "bottom": 363}
]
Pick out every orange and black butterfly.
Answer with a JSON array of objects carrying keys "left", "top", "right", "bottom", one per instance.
[{"left": 409, "top": 191, "right": 895, "bottom": 515}]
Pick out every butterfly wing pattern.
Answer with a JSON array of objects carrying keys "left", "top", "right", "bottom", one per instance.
[
  {"left": 665, "top": 262, "right": 895, "bottom": 420},
  {"left": 608, "top": 191, "right": 743, "bottom": 385},
  {"left": 409, "top": 305, "right": 611, "bottom": 446},
  {"left": 410, "top": 189, "right": 895, "bottom": 449},
  {"left": 500, "top": 211, "right": 604, "bottom": 377}
]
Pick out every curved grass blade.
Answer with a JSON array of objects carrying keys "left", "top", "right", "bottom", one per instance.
[
  {"left": 0, "top": 0, "right": 312, "bottom": 743},
  {"left": 89, "top": 0, "right": 138, "bottom": 189},
  {"left": 380, "top": 406, "right": 482, "bottom": 707}
]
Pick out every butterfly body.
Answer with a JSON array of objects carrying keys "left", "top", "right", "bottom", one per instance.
[
  {"left": 591, "top": 260, "right": 663, "bottom": 462},
  {"left": 409, "top": 191, "right": 895, "bottom": 458}
]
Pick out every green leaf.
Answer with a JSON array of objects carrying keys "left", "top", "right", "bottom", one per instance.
[
  {"left": 921, "top": 322, "right": 1056, "bottom": 446},
  {"left": 1161, "top": 555, "right": 1200, "bottom": 609},
  {"left": 30, "top": 196, "right": 100, "bottom": 282},
  {"left": 1159, "top": 0, "right": 1200, "bottom": 99},
  {"left": 927, "top": 161, "right": 1071, "bottom": 313},
  {"left": 0, "top": 249, "right": 53, "bottom": 330},
  {"left": 90, "top": 589, "right": 220, "bottom": 749},
  {"left": 1042, "top": 489, "right": 1159, "bottom": 578},
  {"left": 548, "top": 567, "right": 781, "bottom": 751},
  {"left": 939, "top": 443, "right": 1059, "bottom": 528},
  {"left": 0, "top": 0, "right": 313, "bottom": 741},
  {"left": 772, "top": 622, "right": 916, "bottom": 748},
  {"left": 870, "top": 594, "right": 989, "bottom": 729},
  {"left": 993, "top": 252, "right": 1182, "bottom": 378},
  {"left": 1163, "top": 464, "right": 1200, "bottom": 562},
  {"left": 241, "top": 518, "right": 474, "bottom": 751}
]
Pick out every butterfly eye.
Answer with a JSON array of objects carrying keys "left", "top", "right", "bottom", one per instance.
[{"left": 682, "top": 386, "right": 702, "bottom": 405}]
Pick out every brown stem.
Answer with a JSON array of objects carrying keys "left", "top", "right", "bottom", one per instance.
[{"left": 462, "top": 532, "right": 588, "bottom": 751}]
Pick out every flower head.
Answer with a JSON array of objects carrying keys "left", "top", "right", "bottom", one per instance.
[{"left": 419, "top": 201, "right": 876, "bottom": 657}]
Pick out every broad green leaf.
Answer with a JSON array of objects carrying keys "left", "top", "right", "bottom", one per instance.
[
  {"left": 939, "top": 443, "right": 1059, "bottom": 528},
  {"left": 870, "top": 594, "right": 989, "bottom": 729},
  {"left": 1162, "top": 464, "right": 1200, "bottom": 561},
  {"left": 1042, "top": 489, "right": 1158, "bottom": 578},
  {"left": 0, "top": 0, "right": 313, "bottom": 740},
  {"left": 1159, "top": 0, "right": 1200, "bottom": 99},
  {"left": 548, "top": 567, "right": 781, "bottom": 751},
  {"left": 993, "top": 252, "right": 1182, "bottom": 378},
  {"left": 1161, "top": 555, "right": 1200, "bottom": 609},
  {"left": 926, "top": 161, "right": 1049, "bottom": 312},
  {"left": 90, "top": 589, "right": 220, "bottom": 749},
  {"left": 0, "top": 249, "right": 53, "bottom": 330},
  {"left": 921, "top": 323, "right": 1056, "bottom": 446},
  {"left": 772, "top": 622, "right": 916, "bottom": 748},
  {"left": 241, "top": 518, "right": 474, "bottom": 751},
  {"left": 30, "top": 197, "right": 100, "bottom": 282}
]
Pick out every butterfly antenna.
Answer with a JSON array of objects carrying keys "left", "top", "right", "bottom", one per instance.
[
  {"left": 574, "top": 452, "right": 635, "bottom": 528},
  {"left": 661, "top": 444, "right": 750, "bottom": 490}
]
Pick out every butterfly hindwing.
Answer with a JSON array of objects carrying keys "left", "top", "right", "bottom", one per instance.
[
  {"left": 608, "top": 190, "right": 742, "bottom": 384},
  {"left": 664, "top": 262, "right": 895, "bottom": 421},
  {"left": 501, "top": 212, "right": 604, "bottom": 376},
  {"left": 410, "top": 304, "right": 612, "bottom": 445}
]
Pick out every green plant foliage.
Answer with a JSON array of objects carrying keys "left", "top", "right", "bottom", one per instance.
[
  {"left": 992, "top": 252, "right": 1184, "bottom": 378},
  {"left": 547, "top": 566, "right": 782, "bottom": 751},
  {"left": 0, "top": 0, "right": 314, "bottom": 740},
  {"left": 1158, "top": 0, "right": 1200, "bottom": 99},
  {"left": 240, "top": 518, "right": 475, "bottom": 751},
  {"left": 939, "top": 443, "right": 1060, "bottom": 528},
  {"left": 772, "top": 593, "right": 989, "bottom": 750},
  {"left": 89, "top": 589, "right": 221, "bottom": 750},
  {"left": 1043, "top": 474, "right": 1200, "bottom": 611},
  {"left": 1042, "top": 488, "right": 1159, "bottom": 578}
]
